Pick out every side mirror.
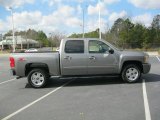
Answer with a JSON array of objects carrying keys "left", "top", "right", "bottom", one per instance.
[{"left": 109, "top": 48, "right": 114, "bottom": 54}]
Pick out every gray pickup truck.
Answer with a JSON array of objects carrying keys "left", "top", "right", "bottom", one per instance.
[{"left": 10, "top": 38, "right": 151, "bottom": 88}]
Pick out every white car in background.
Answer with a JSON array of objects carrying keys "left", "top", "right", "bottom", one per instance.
[
  {"left": 56, "top": 47, "right": 59, "bottom": 51},
  {"left": 25, "top": 48, "right": 38, "bottom": 52}
]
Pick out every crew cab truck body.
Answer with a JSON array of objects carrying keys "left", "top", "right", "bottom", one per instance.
[{"left": 10, "top": 38, "right": 151, "bottom": 88}]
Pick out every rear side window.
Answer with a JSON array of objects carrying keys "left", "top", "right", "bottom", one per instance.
[{"left": 65, "top": 40, "right": 84, "bottom": 53}]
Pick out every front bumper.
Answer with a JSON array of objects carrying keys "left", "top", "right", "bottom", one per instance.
[
  {"left": 142, "top": 63, "right": 151, "bottom": 74},
  {"left": 10, "top": 69, "right": 16, "bottom": 76}
]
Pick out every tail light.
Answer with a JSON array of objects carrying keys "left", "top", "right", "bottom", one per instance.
[{"left": 10, "top": 57, "right": 15, "bottom": 68}]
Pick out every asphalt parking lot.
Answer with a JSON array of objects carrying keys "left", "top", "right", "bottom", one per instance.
[{"left": 0, "top": 55, "right": 160, "bottom": 120}]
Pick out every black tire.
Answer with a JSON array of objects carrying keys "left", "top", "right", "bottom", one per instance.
[
  {"left": 28, "top": 69, "right": 49, "bottom": 88},
  {"left": 121, "top": 64, "right": 141, "bottom": 83}
]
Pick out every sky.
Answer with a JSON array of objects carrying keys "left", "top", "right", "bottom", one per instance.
[{"left": 0, "top": 0, "right": 160, "bottom": 36}]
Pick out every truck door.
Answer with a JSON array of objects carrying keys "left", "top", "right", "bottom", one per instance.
[
  {"left": 61, "top": 40, "right": 87, "bottom": 75},
  {"left": 87, "top": 40, "right": 117, "bottom": 75}
]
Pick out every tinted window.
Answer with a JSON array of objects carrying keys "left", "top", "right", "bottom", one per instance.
[
  {"left": 89, "top": 40, "right": 109, "bottom": 53},
  {"left": 65, "top": 40, "right": 84, "bottom": 53}
]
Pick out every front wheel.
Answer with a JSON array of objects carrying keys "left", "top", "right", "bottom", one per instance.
[
  {"left": 28, "top": 69, "right": 49, "bottom": 88},
  {"left": 121, "top": 64, "right": 141, "bottom": 83}
]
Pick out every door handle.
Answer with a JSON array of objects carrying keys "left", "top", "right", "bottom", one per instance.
[
  {"left": 89, "top": 56, "right": 96, "bottom": 60},
  {"left": 64, "top": 56, "right": 72, "bottom": 60}
]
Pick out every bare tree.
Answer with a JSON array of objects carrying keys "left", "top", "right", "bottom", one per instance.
[{"left": 49, "top": 31, "right": 66, "bottom": 48}]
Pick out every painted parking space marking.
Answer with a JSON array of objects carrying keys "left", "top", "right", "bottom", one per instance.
[
  {"left": 142, "top": 79, "right": 151, "bottom": 120},
  {"left": 1, "top": 79, "right": 73, "bottom": 120},
  {"left": 0, "top": 70, "right": 11, "bottom": 73},
  {"left": 0, "top": 78, "right": 16, "bottom": 85},
  {"left": 156, "top": 56, "right": 160, "bottom": 62}
]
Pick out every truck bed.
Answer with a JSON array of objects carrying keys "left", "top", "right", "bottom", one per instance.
[{"left": 10, "top": 52, "right": 60, "bottom": 76}]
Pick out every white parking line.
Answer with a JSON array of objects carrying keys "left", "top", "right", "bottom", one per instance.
[
  {"left": 156, "top": 56, "right": 160, "bottom": 62},
  {"left": 142, "top": 79, "right": 151, "bottom": 120},
  {"left": 0, "top": 78, "right": 16, "bottom": 85},
  {"left": 1, "top": 79, "right": 73, "bottom": 120}
]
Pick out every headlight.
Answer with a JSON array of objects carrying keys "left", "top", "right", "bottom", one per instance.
[{"left": 144, "top": 55, "right": 149, "bottom": 63}]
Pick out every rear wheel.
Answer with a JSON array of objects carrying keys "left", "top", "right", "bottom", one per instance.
[
  {"left": 121, "top": 64, "right": 141, "bottom": 83},
  {"left": 28, "top": 69, "right": 49, "bottom": 88}
]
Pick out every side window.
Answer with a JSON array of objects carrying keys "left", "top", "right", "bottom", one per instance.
[
  {"left": 65, "top": 40, "right": 84, "bottom": 53},
  {"left": 89, "top": 40, "right": 109, "bottom": 53}
]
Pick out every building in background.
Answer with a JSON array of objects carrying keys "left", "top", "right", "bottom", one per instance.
[{"left": 0, "top": 36, "right": 39, "bottom": 50}]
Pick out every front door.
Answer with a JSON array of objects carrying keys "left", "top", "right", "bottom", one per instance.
[
  {"left": 87, "top": 40, "right": 117, "bottom": 75},
  {"left": 61, "top": 40, "right": 87, "bottom": 75}
]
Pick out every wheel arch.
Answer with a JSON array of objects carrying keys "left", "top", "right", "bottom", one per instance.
[
  {"left": 121, "top": 61, "right": 143, "bottom": 73},
  {"left": 25, "top": 63, "right": 49, "bottom": 76}
]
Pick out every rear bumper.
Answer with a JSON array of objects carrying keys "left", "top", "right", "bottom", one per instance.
[
  {"left": 10, "top": 69, "right": 16, "bottom": 76},
  {"left": 142, "top": 63, "right": 151, "bottom": 74}
]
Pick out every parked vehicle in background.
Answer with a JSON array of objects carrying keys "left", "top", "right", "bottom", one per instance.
[
  {"left": 56, "top": 47, "right": 59, "bottom": 51},
  {"left": 38, "top": 47, "right": 53, "bottom": 52},
  {"left": 25, "top": 48, "right": 38, "bottom": 53},
  {"left": 10, "top": 38, "right": 151, "bottom": 88}
]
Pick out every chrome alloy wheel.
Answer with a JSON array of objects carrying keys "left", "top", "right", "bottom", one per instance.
[
  {"left": 31, "top": 72, "right": 45, "bottom": 86},
  {"left": 126, "top": 67, "right": 139, "bottom": 82}
]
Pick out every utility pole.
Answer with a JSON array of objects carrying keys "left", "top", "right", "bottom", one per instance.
[
  {"left": 82, "top": 8, "right": 85, "bottom": 38},
  {"left": 1, "top": 34, "right": 3, "bottom": 51},
  {"left": 8, "top": 7, "right": 16, "bottom": 52},
  {"left": 20, "top": 36, "right": 23, "bottom": 50},
  {"left": 98, "top": 0, "right": 101, "bottom": 39}
]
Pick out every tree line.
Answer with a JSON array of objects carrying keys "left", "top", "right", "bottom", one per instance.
[
  {"left": 70, "top": 14, "right": 160, "bottom": 49},
  {"left": 3, "top": 14, "right": 160, "bottom": 49},
  {"left": 4, "top": 29, "right": 65, "bottom": 48}
]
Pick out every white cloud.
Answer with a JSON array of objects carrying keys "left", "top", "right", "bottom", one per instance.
[
  {"left": 0, "top": 20, "right": 10, "bottom": 33},
  {"left": 76, "top": 0, "right": 84, "bottom": 3},
  {"left": 0, "top": 0, "right": 34, "bottom": 8},
  {"left": 103, "top": 0, "right": 120, "bottom": 4},
  {"left": 109, "top": 10, "right": 128, "bottom": 23},
  {"left": 86, "top": 18, "right": 107, "bottom": 32},
  {"left": 44, "top": 0, "right": 94, "bottom": 6},
  {"left": 128, "top": 0, "right": 160, "bottom": 9},
  {"left": 8, "top": 11, "right": 42, "bottom": 26},
  {"left": 41, "top": 5, "right": 77, "bottom": 26},
  {"left": 0, "top": 5, "right": 81, "bottom": 34},
  {"left": 66, "top": 17, "right": 81, "bottom": 27},
  {"left": 42, "top": 5, "right": 81, "bottom": 31},
  {"left": 132, "top": 13, "right": 153, "bottom": 27},
  {"left": 77, "top": 5, "right": 82, "bottom": 15},
  {"left": 88, "top": 2, "right": 108, "bottom": 15},
  {"left": 87, "top": 0, "right": 120, "bottom": 16},
  {"left": 87, "top": 20, "right": 98, "bottom": 31},
  {"left": 46, "top": 0, "right": 60, "bottom": 6},
  {"left": 54, "top": 5, "right": 74, "bottom": 17}
]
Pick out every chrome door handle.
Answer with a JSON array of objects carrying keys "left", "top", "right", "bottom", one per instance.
[
  {"left": 89, "top": 56, "right": 96, "bottom": 60},
  {"left": 64, "top": 56, "right": 71, "bottom": 60}
]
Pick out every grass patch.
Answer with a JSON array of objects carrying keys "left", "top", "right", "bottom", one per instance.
[
  {"left": 0, "top": 50, "right": 11, "bottom": 54},
  {"left": 52, "top": 47, "right": 57, "bottom": 51}
]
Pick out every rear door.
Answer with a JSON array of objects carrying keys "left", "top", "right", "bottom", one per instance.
[{"left": 61, "top": 40, "right": 87, "bottom": 75}]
